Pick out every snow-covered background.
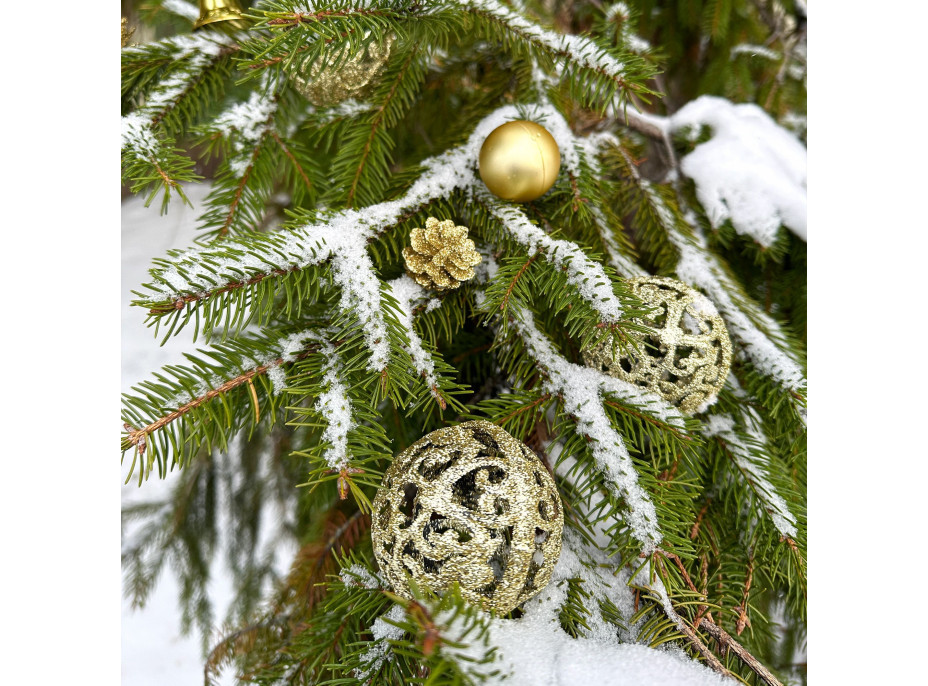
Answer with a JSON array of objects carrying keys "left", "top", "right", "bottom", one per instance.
[{"left": 122, "top": 186, "right": 238, "bottom": 686}]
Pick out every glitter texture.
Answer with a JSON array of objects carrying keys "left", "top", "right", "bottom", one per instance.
[
  {"left": 583, "top": 276, "right": 733, "bottom": 414},
  {"left": 289, "top": 34, "right": 394, "bottom": 107},
  {"left": 371, "top": 420, "right": 564, "bottom": 614},
  {"left": 402, "top": 217, "right": 482, "bottom": 291}
]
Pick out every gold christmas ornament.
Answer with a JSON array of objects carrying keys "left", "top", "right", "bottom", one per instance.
[
  {"left": 583, "top": 276, "right": 733, "bottom": 414},
  {"left": 478, "top": 120, "right": 561, "bottom": 202},
  {"left": 193, "top": 0, "right": 248, "bottom": 33},
  {"left": 371, "top": 420, "right": 563, "bottom": 614},
  {"left": 402, "top": 217, "right": 482, "bottom": 291},
  {"left": 289, "top": 34, "right": 394, "bottom": 107}
]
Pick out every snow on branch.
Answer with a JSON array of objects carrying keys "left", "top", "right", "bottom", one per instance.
[
  {"left": 701, "top": 412, "right": 798, "bottom": 539},
  {"left": 669, "top": 220, "right": 805, "bottom": 391},
  {"left": 207, "top": 78, "right": 280, "bottom": 175},
  {"left": 459, "top": 0, "right": 628, "bottom": 82},
  {"left": 510, "top": 310, "right": 680, "bottom": 551},
  {"left": 142, "top": 102, "right": 625, "bottom": 364},
  {"left": 387, "top": 275, "right": 442, "bottom": 401},
  {"left": 294, "top": 331, "right": 355, "bottom": 471},
  {"left": 478, "top": 189, "right": 624, "bottom": 324},
  {"left": 162, "top": 0, "right": 199, "bottom": 21},
  {"left": 486, "top": 533, "right": 729, "bottom": 685},
  {"left": 669, "top": 96, "right": 806, "bottom": 246}
]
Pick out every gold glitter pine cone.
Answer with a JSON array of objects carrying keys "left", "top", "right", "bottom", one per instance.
[
  {"left": 583, "top": 276, "right": 733, "bottom": 414},
  {"left": 402, "top": 217, "right": 482, "bottom": 291},
  {"left": 289, "top": 34, "right": 394, "bottom": 107},
  {"left": 371, "top": 420, "right": 564, "bottom": 614}
]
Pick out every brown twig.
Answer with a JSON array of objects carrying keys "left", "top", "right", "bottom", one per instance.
[
  {"left": 690, "top": 498, "right": 712, "bottom": 539},
  {"left": 124, "top": 347, "right": 318, "bottom": 449},
  {"left": 602, "top": 399, "right": 693, "bottom": 442},
  {"left": 500, "top": 253, "right": 539, "bottom": 312},
  {"left": 271, "top": 131, "right": 313, "bottom": 195},
  {"left": 735, "top": 554, "right": 754, "bottom": 635},
  {"left": 495, "top": 393, "right": 551, "bottom": 427},
  {"left": 699, "top": 618, "right": 785, "bottom": 686},
  {"left": 652, "top": 556, "right": 732, "bottom": 677}
]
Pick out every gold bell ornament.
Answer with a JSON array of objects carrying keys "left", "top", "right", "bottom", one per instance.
[
  {"left": 371, "top": 420, "right": 564, "bottom": 614},
  {"left": 193, "top": 0, "right": 249, "bottom": 33},
  {"left": 479, "top": 120, "right": 561, "bottom": 202}
]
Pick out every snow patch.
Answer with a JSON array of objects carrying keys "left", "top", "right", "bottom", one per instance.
[{"left": 669, "top": 96, "right": 807, "bottom": 246}]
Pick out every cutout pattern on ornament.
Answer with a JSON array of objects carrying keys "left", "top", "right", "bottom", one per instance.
[
  {"left": 583, "top": 276, "right": 732, "bottom": 414},
  {"left": 371, "top": 420, "right": 563, "bottom": 614}
]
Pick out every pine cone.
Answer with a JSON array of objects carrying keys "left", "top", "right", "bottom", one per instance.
[{"left": 402, "top": 218, "right": 482, "bottom": 291}]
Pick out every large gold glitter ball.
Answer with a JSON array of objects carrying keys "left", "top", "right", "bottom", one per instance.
[
  {"left": 371, "top": 420, "right": 564, "bottom": 614},
  {"left": 478, "top": 120, "right": 561, "bottom": 202},
  {"left": 402, "top": 217, "right": 482, "bottom": 291},
  {"left": 288, "top": 34, "right": 394, "bottom": 107},
  {"left": 583, "top": 276, "right": 733, "bottom": 414}
]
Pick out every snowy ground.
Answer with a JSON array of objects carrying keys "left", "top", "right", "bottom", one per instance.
[
  {"left": 122, "top": 187, "right": 731, "bottom": 685},
  {"left": 122, "top": 186, "right": 238, "bottom": 686}
]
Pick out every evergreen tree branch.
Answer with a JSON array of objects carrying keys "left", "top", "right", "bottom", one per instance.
[{"left": 346, "top": 46, "right": 420, "bottom": 208}]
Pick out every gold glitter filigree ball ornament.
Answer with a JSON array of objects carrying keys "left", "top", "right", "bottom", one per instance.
[
  {"left": 288, "top": 34, "right": 394, "bottom": 107},
  {"left": 402, "top": 217, "right": 482, "bottom": 291},
  {"left": 478, "top": 120, "right": 561, "bottom": 202},
  {"left": 583, "top": 276, "right": 733, "bottom": 414},
  {"left": 371, "top": 420, "right": 564, "bottom": 614}
]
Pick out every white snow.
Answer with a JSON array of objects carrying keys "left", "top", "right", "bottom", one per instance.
[
  {"left": 478, "top": 187, "right": 625, "bottom": 323},
  {"left": 356, "top": 603, "right": 407, "bottom": 678},
  {"left": 162, "top": 0, "right": 198, "bottom": 21},
  {"left": 510, "top": 310, "right": 680, "bottom": 551},
  {"left": 483, "top": 534, "right": 734, "bottom": 685},
  {"left": 730, "top": 44, "right": 781, "bottom": 61},
  {"left": 210, "top": 84, "right": 278, "bottom": 175},
  {"left": 669, "top": 96, "right": 807, "bottom": 246},
  {"left": 460, "top": 0, "right": 627, "bottom": 79},
  {"left": 387, "top": 275, "right": 441, "bottom": 399}
]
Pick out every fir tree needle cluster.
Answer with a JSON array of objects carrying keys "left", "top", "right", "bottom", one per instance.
[{"left": 121, "top": 1, "right": 807, "bottom": 684}]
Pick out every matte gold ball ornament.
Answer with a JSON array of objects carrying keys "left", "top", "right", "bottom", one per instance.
[
  {"left": 479, "top": 120, "right": 561, "bottom": 202},
  {"left": 583, "top": 277, "right": 733, "bottom": 414},
  {"left": 288, "top": 34, "right": 394, "bottom": 107},
  {"left": 402, "top": 217, "right": 482, "bottom": 291},
  {"left": 371, "top": 420, "right": 563, "bottom": 614}
]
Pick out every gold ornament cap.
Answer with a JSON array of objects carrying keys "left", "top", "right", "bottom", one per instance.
[
  {"left": 371, "top": 420, "right": 564, "bottom": 614},
  {"left": 402, "top": 217, "right": 482, "bottom": 291},
  {"left": 193, "top": 0, "right": 249, "bottom": 33},
  {"left": 583, "top": 276, "right": 733, "bottom": 414},
  {"left": 478, "top": 120, "right": 561, "bottom": 202}
]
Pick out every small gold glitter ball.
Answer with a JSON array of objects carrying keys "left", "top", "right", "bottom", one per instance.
[
  {"left": 583, "top": 276, "right": 733, "bottom": 414},
  {"left": 371, "top": 420, "right": 564, "bottom": 614},
  {"left": 289, "top": 35, "right": 393, "bottom": 107},
  {"left": 402, "top": 217, "right": 482, "bottom": 291},
  {"left": 478, "top": 120, "right": 561, "bottom": 202}
]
